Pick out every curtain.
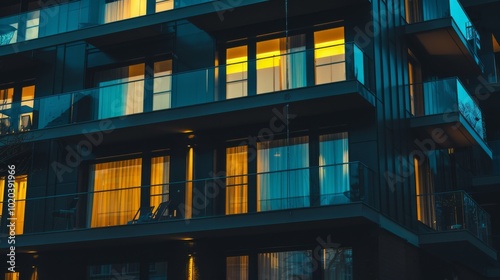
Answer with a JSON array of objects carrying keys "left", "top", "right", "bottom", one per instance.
[
  {"left": 97, "top": 64, "right": 145, "bottom": 119},
  {"left": 319, "top": 133, "right": 349, "bottom": 205},
  {"left": 227, "top": 256, "right": 249, "bottom": 280},
  {"left": 153, "top": 60, "right": 172, "bottom": 111},
  {"left": 226, "top": 146, "right": 248, "bottom": 214},
  {"left": 258, "top": 251, "right": 312, "bottom": 280},
  {"left": 257, "top": 136, "right": 309, "bottom": 211},
  {"left": 103, "top": 0, "right": 147, "bottom": 23},
  {"left": 89, "top": 158, "right": 142, "bottom": 227},
  {"left": 0, "top": 176, "right": 27, "bottom": 234},
  {"left": 285, "top": 35, "right": 306, "bottom": 89},
  {"left": 150, "top": 156, "right": 170, "bottom": 209}
]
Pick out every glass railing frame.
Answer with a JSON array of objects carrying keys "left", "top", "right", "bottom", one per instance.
[{"left": 2, "top": 162, "right": 377, "bottom": 235}]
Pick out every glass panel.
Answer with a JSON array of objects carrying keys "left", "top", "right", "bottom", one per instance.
[
  {"left": 257, "top": 137, "right": 309, "bottom": 211},
  {"left": 5, "top": 272, "right": 19, "bottom": 280},
  {"left": 89, "top": 158, "right": 142, "bottom": 227},
  {"left": 24, "top": 11, "right": 40, "bottom": 41},
  {"left": 226, "top": 46, "right": 248, "bottom": 99},
  {"left": 20, "top": 85, "right": 34, "bottom": 132},
  {"left": 88, "top": 263, "right": 140, "bottom": 280},
  {"left": 103, "top": 0, "right": 147, "bottom": 23},
  {"left": 227, "top": 256, "right": 249, "bottom": 280},
  {"left": 150, "top": 156, "right": 170, "bottom": 209},
  {"left": 257, "top": 38, "right": 282, "bottom": 94},
  {"left": 0, "top": 175, "right": 27, "bottom": 234},
  {"left": 226, "top": 146, "right": 248, "bottom": 214},
  {"left": 153, "top": 60, "right": 172, "bottom": 111},
  {"left": 258, "top": 250, "right": 313, "bottom": 280},
  {"left": 314, "top": 27, "right": 345, "bottom": 85},
  {"left": 96, "top": 63, "right": 145, "bottom": 119},
  {"left": 156, "top": 0, "right": 174, "bottom": 12},
  {"left": 0, "top": 88, "right": 14, "bottom": 134},
  {"left": 322, "top": 248, "right": 353, "bottom": 280},
  {"left": 149, "top": 261, "right": 168, "bottom": 280},
  {"left": 319, "top": 133, "right": 350, "bottom": 205}
]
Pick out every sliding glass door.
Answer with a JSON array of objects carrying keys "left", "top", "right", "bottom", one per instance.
[{"left": 319, "top": 132, "right": 350, "bottom": 205}]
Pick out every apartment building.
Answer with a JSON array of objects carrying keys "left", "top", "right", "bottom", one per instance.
[{"left": 0, "top": 0, "right": 499, "bottom": 279}]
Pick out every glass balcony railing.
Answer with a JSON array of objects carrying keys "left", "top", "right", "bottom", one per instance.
[
  {"left": 0, "top": 43, "right": 373, "bottom": 135},
  {"left": 0, "top": 0, "right": 211, "bottom": 46},
  {"left": 409, "top": 78, "right": 486, "bottom": 140},
  {"left": 4, "top": 162, "right": 376, "bottom": 235},
  {"left": 417, "top": 190, "right": 492, "bottom": 245}
]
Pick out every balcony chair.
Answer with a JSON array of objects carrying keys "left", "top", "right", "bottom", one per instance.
[
  {"left": 127, "top": 206, "right": 155, "bottom": 224},
  {"left": 52, "top": 196, "right": 79, "bottom": 229},
  {"left": 151, "top": 200, "right": 175, "bottom": 221},
  {"left": 20, "top": 115, "right": 32, "bottom": 131}
]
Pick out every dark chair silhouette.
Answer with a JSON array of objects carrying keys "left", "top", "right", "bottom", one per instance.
[
  {"left": 151, "top": 201, "right": 173, "bottom": 221},
  {"left": 0, "top": 118, "right": 10, "bottom": 134},
  {"left": 20, "top": 115, "right": 31, "bottom": 131},
  {"left": 53, "top": 197, "right": 79, "bottom": 229},
  {"left": 128, "top": 206, "right": 154, "bottom": 224}
]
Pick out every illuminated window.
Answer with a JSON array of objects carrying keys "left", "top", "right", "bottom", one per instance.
[
  {"left": 89, "top": 158, "right": 142, "bottom": 227},
  {"left": 25, "top": 11, "right": 40, "bottom": 41},
  {"left": 256, "top": 34, "right": 306, "bottom": 94},
  {"left": 150, "top": 156, "right": 170, "bottom": 209},
  {"left": 314, "top": 27, "right": 345, "bottom": 85},
  {"left": 226, "top": 46, "right": 248, "bottom": 99},
  {"left": 103, "top": 0, "right": 147, "bottom": 23},
  {"left": 0, "top": 175, "right": 27, "bottom": 234},
  {"left": 226, "top": 146, "right": 248, "bottom": 214},
  {"left": 0, "top": 88, "right": 14, "bottom": 134},
  {"left": 414, "top": 156, "right": 436, "bottom": 229},
  {"left": 156, "top": 0, "right": 174, "bottom": 12},
  {"left": 5, "top": 272, "right": 19, "bottom": 280},
  {"left": 185, "top": 147, "right": 194, "bottom": 219},
  {"left": 227, "top": 256, "right": 248, "bottom": 280},
  {"left": 153, "top": 60, "right": 172, "bottom": 111},
  {"left": 20, "top": 85, "right": 34, "bottom": 132}
]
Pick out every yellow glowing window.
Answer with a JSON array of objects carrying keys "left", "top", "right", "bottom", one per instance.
[
  {"left": 89, "top": 159, "right": 142, "bottom": 227},
  {"left": 314, "top": 27, "right": 345, "bottom": 59},
  {"left": 226, "top": 46, "right": 248, "bottom": 75},
  {"left": 226, "top": 146, "right": 248, "bottom": 214},
  {"left": 0, "top": 175, "right": 27, "bottom": 234},
  {"left": 150, "top": 156, "right": 170, "bottom": 208},
  {"left": 256, "top": 39, "right": 282, "bottom": 70}
]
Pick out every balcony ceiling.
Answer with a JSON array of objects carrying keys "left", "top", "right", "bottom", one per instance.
[{"left": 405, "top": 18, "right": 483, "bottom": 76}]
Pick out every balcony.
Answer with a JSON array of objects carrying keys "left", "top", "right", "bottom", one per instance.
[
  {"left": 408, "top": 78, "right": 492, "bottom": 158},
  {"left": 417, "top": 191, "right": 497, "bottom": 264},
  {"left": 0, "top": 0, "right": 266, "bottom": 56},
  {"left": 0, "top": 43, "right": 375, "bottom": 143},
  {"left": 1, "top": 162, "right": 381, "bottom": 248},
  {"left": 405, "top": 0, "right": 483, "bottom": 75}
]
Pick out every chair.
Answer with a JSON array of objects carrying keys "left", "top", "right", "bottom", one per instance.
[
  {"left": 0, "top": 118, "right": 10, "bottom": 134},
  {"left": 151, "top": 201, "right": 174, "bottom": 221},
  {"left": 20, "top": 115, "right": 32, "bottom": 131},
  {"left": 127, "top": 206, "right": 154, "bottom": 224},
  {"left": 53, "top": 196, "right": 79, "bottom": 229}
]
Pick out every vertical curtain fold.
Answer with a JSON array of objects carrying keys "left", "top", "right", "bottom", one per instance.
[
  {"left": 226, "top": 146, "right": 248, "bottom": 214},
  {"left": 319, "top": 133, "right": 349, "bottom": 205}
]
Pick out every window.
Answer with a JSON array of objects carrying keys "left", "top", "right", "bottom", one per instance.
[
  {"left": 319, "top": 133, "right": 350, "bottom": 205},
  {"left": 226, "top": 146, "right": 248, "bottom": 214},
  {"left": 89, "top": 158, "right": 142, "bottom": 227},
  {"left": 226, "top": 256, "right": 248, "bottom": 280},
  {"left": 156, "top": 0, "right": 174, "bottom": 12},
  {"left": 103, "top": 0, "right": 147, "bottom": 23},
  {"left": 150, "top": 156, "right": 170, "bottom": 210},
  {"left": 256, "top": 34, "right": 306, "bottom": 94},
  {"left": 322, "top": 248, "right": 353, "bottom": 279},
  {"left": 0, "top": 85, "right": 35, "bottom": 134},
  {"left": 153, "top": 60, "right": 172, "bottom": 111},
  {"left": 408, "top": 54, "right": 422, "bottom": 115},
  {"left": 414, "top": 156, "right": 436, "bottom": 229},
  {"left": 89, "top": 263, "right": 140, "bottom": 279},
  {"left": 5, "top": 272, "right": 19, "bottom": 280},
  {"left": 24, "top": 11, "right": 40, "bottom": 41},
  {"left": 257, "top": 136, "right": 309, "bottom": 211},
  {"left": 0, "top": 175, "right": 27, "bottom": 234},
  {"left": 226, "top": 46, "right": 248, "bottom": 99},
  {"left": 314, "top": 27, "right": 345, "bottom": 85}
]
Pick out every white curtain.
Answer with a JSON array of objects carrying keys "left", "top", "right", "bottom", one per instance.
[
  {"left": 319, "top": 133, "right": 349, "bottom": 205},
  {"left": 257, "top": 136, "right": 309, "bottom": 211},
  {"left": 285, "top": 35, "right": 307, "bottom": 89}
]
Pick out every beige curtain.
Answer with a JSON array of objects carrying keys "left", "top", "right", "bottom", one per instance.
[
  {"left": 226, "top": 146, "right": 248, "bottom": 214},
  {"left": 90, "top": 158, "right": 142, "bottom": 227},
  {"left": 150, "top": 156, "right": 170, "bottom": 209},
  {"left": 226, "top": 256, "right": 249, "bottom": 280},
  {"left": 0, "top": 176, "right": 27, "bottom": 234},
  {"left": 104, "top": 0, "right": 147, "bottom": 23}
]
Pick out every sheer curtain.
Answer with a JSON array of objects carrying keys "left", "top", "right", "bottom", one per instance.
[
  {"left": 98, "top": 64, "right": 145, "bottom": 119},
  {"left": 226, "top": 146, "right": 248, "bottom": 214},
  {"left": 103, "top": 0, "right": 147, "bottom": 23},
  {"left": 258, "top": 251, "right": 312, "bottom": 280},
  {"left": 285, "top": 35, "right": 306, "bottom": 89},
  {"left": 226, "top": 256, "right": 249, "bottom": 280},
  {"left": 257, "top": 136, "right": 309, "bottom": 211},
  {"left": 89, "top": 158, "right": 142, "bottom": 227},
  {"left": 323, "top": 248, "right": 353, "bottom": 280},
  {"left": 319, "top": 133, "right": 349, "bottom": 205},
  {"left": 150, "top": 156, "right": 170, "bottom": 209}
]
